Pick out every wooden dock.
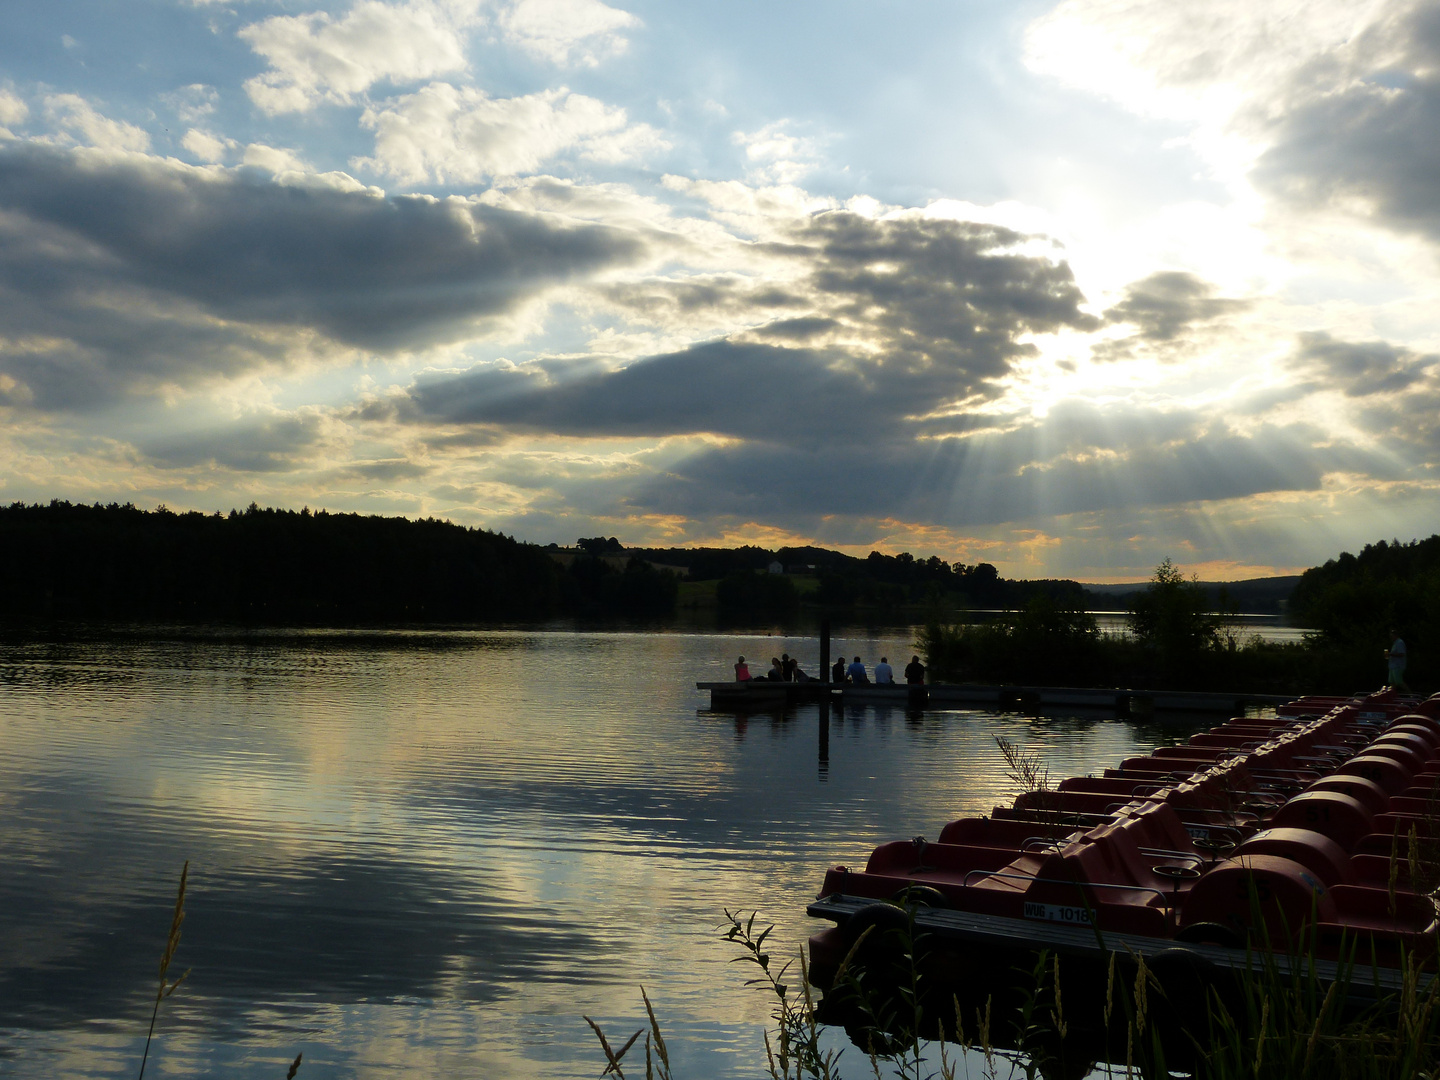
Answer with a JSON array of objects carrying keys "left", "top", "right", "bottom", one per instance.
[
  {"left": 696, "top": 680, "right": 1291, "bottom": 717},
  {"left": 806, "top": 893, "right": 1419, "bottom": 999}
]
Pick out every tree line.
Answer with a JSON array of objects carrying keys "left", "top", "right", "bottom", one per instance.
[
  {"left": 0, "top": 502, "right": 677, "bottom": 624},
  {"left": 4, "top": 500, "right": 1431, "bottom": 695}
]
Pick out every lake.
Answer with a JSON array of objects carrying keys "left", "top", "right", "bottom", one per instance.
[{"left": 0, "top": 627, "right": 1195, "bottom": 1078}]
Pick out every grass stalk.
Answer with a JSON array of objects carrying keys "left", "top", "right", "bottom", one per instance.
[{"left": 137, "top": 860, "right": 190, "bottom": 1080}]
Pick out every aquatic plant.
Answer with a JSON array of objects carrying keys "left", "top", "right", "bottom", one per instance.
[
  {"left": 134, "top": 862, "right": 303, "bottom": 1080},
  {"left": 137, "top": 861, "right": 190, "bottom": 1080}
]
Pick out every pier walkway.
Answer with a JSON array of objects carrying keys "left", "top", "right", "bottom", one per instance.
[{"left": 696, "top": 680, "right": 1291, "bottom": 717}]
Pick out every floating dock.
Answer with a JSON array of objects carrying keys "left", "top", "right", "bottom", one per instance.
[{"left": 697, "top": 679, "right": 1291, "bottom": 717}]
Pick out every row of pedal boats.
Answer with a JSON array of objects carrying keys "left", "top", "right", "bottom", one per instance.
[{"left": 807, "top": 688, "right": 1440, "bottom": 1027}]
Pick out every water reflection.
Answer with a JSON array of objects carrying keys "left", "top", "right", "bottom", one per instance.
[{"left": 0, "top": 628, "right": 1201, "bottom": 1079}]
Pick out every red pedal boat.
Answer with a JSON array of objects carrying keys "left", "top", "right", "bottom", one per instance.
[{"left": 807, "top": 689, "right": 1440, "bottom": 1053}]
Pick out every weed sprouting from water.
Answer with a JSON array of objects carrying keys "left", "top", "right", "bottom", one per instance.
[
  {"left": 137, "top": 860, "right": 190, "bottom": 1080},
  {"left": 995, "top": 736, "right": 1050, "bottom": 797},
  {"left": 133, "top": 862, "right": 303, "bottom": 1080}
]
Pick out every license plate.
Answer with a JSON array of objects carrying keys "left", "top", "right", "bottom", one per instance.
[{"left": 1023, "top": 902, "right": 1093, "bottom": 925}]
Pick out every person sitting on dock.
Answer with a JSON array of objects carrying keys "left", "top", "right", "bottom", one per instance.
[
  {"left": 831, "top": 656, "right": 847, "bottom": 684},
  {"left": 874, "top": 656, "right": 894, "bottom": 684},
  {"left": 781, "top": 653, "right": 795, "bottom": 681},
  {"left": 792, "top": 662, "right": 811, "bottom": 681},
  {"left": 734, "top": 656, "right": 751, "bottom": 681},
  {"left": 904, "top": 655, "right": 925, "bottom": 684},
  {"left": 768, "top": 657, "right": 784, "bottom": 680},
  {"left": 846, "top": 656, "right": 869, "bottom": 684},
  {"left": 1387, "top": 629, "right": 1409, "bottom": 691}
]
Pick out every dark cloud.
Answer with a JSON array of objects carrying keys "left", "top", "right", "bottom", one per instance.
[
  {"left": 1101, "top": 271, "right": 1248, "bottom": 343},
  {"left": 139, "top": 412, "right": 331, "bottom": 472},
  {"left": 332, "top": 458, "right": 432, "bottom": 481},
  {"left": 623, "top": 403, "right": 1379, "bottom": 529},
  {"left": 1256, "top": 3, "right": 1440, "bottom": 241},
  {"left": 0, "top": 143, "right": 646, "bottom": 410},
  {"left": 794, "top": 211, "right": 1099, "bottom": 373},
  {"left": 1293, "top": 331, "right": 1435, "bottom": 397},
  {"left": 374, "top": 214, "right": 1395, "bottom": 536},
  {"left": 389, "top": 211, "right": 1099, "bottom": 446},
  {"left": 401, "top": 341, "right": 876, "bottom": 443}
]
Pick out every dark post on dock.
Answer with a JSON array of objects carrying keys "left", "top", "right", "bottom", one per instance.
[{"left": 819, "top": 618, "right": 830, "bottom": 685}]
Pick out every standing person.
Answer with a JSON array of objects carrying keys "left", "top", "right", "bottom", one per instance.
[
  {"left": 847, "top": 655, "right": 869, "bottom": 684},
  {"left": 874, "top": 656, "right": 894, "bottom": 684},
  {"left": 904, "top": 655, "right": 926, "bottom": 684},
  {"left": 831, "top": 655, "right": 848, "bottom": 684},
  {"left": 734, "top": 656, "right": 751, "bottom": 681},
  {"left": 1387, "top": 629, "right": 1410, "bottom": 691}
]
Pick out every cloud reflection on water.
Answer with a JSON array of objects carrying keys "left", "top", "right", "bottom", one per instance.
[{"left": 0, "top": 628, "right": 1181, "bottom": 1078}]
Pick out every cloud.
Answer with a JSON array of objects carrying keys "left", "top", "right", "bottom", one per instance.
[
  {"left": 43, "top": 94, "right": 150, "bottom": 152},
  {"left": 387, "top": 210, "right": 1098, "bottom": 444},
  {"left": 333, "top": 457, "right": 433, "bottom": 481},
  {"left": 1023, "top": 0, "right": 1373, "bottom": 126},
  {"left": 1091, "top": 270, "right": 1250, "bottom": 362},
  {"left": 1103, "top": 271, "right": 1248, "bottom": 342},
  {"left": 1287, "top": 330, "right": 1440, "bottom": 457},
  {"left": 1293, "top": 330, "right": 1436, "bottom": 397},
  {"left": 497, "top": 0, "right": 639, "bottom": 66},
  {"left": 358, "top": 81, "right": 666, "bottom": 184},
  {"left": 733, "top": 122, "right": 826, "bottom": 184},
  {"left": 0, "top": 142, "right": 648, "bottom": 410},
  {"left": 0, "top": 89, "right": 28, "bottom": 129},
  {"left": 140, "top": 410, "right": 340, "bottom": 472},
  {"left": 161, "top": 84, "right": 220, "bottom": 124},
  {"left": 362, "top": 195, "right": 1430, "bottom": 548},
  {"left": 1025, "top": 0, "right": 1440, "bottom": 251},
  {"left": 182, "top": 128, "right": 236, "bottom": 163},
  {"left": 398, "top": 341, "right": 874, "bottom": 441},
  {"left": 240, "top": 0, "right": 478, "bottom": 114},
  {"left": 1255, "top": 3, "right": 1440, "bottom": 243},
  {"left": 620, "top": 404, "right": 1393, "bottom": 535}
]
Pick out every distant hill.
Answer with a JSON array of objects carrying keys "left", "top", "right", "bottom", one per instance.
[{"left": 1082, "top": 576, "right": 1301, "bottom": 615}]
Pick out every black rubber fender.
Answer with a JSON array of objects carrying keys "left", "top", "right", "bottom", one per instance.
[
  {"left": 1174, "top": 921, "right": 1247, "bottom": 948},
  {"left": 890, "top": 884, "right": 950, "bottom": 910},
  {"left": 843, "top": 902, "right": 911, "bottom": 955}
]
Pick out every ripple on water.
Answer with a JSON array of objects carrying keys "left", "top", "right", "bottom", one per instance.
[{"left": 0, "top": 628, "right": 1183, "bottom": 1079}]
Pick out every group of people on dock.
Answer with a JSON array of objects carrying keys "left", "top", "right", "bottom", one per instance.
[
  {"left": 734, "top": 652, "right": 925, "bottom": 685},
  {"left": 734, "top": 653, "right": 813, "bottom": 682}
]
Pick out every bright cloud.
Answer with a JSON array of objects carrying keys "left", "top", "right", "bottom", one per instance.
[
  {"left": 240, "top": 0, "right": 479, "bottom": 114},
  {"left": 43, "top": 95, "right": 150, "bottom": 152},
  {"left": 0, "top": 89, "right": 28, "bottom": 129},
  {"left": 497, "top": 0, "right": 639, "bottom": 66},
  {"left": 182, "top": 128, "right": 235, "bottom": 162},
  {"left": 358, "top": 82, "right": 666, "bottom": 183}
]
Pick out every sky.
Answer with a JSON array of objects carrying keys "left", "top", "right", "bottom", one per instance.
[{"left": 1, "top": 0, "right": 1438, "bottom": 581}]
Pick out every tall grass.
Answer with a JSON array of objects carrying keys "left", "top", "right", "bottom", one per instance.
[
  {"left": 584, "top": 909, "right": 1439, "bottom": 1078},
  {"left": 134, "top": 862, "right": 302, "bottom": 1080},
  {"left": 137, "top": 860, "right": 189, "bottom": 1080},
  {"left": 585, "top": 737, "right": 1440, "bottom": 1078}
]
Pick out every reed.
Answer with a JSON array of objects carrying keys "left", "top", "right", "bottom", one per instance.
[
  {"left": 133, "top": 862, "right": 304, "bottom": 1080},
  {"left": 584, "top": 900, "right": 1440, "bottom": 1080},
  {"left": 137, "top": 860, "right": 190, "bottom": 1080}
]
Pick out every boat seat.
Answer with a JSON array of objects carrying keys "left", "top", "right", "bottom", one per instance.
[
  {"left": 1345, "top": 853, "right": 1423, "bottom": 892},
  {"left": 1269, "top": 791, "right": 1374, "bottom": 851},
  {"left": 936, "top": 816, "right": 1083, "bottom": 848}
]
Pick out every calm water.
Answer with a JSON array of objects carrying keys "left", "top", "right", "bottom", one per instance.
[{"left": 0, "top": 628, "right": 1188, "bottom": 1079}]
